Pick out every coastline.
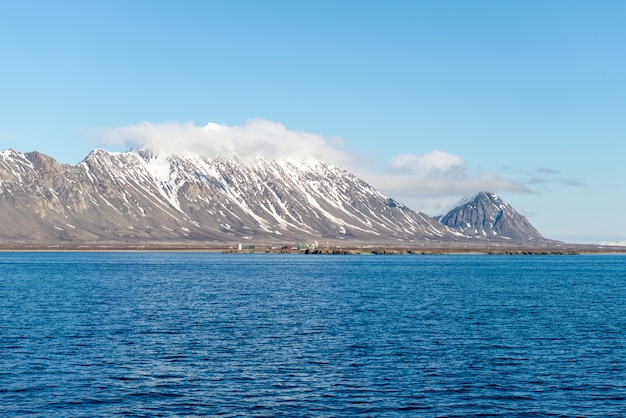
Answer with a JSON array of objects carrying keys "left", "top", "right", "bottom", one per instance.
[{"left": 1, "top": 242, "right": 624, "bottom": 255}]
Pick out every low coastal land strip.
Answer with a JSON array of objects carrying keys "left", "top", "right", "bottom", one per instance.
[{"left": 0, "top": 241, "right": 624, "bottom": 255}]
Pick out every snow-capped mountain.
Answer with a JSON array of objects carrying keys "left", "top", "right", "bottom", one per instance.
[
  {"left": 0, "top": 148, "right": 467, "bottom": 246},
  {"left": 437, "top": 192, "right": 544, "bottom": 241}
]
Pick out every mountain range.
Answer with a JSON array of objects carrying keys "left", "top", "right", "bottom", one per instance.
[{"left": 0, "top": 148, "right": 554, "bottom": 249}]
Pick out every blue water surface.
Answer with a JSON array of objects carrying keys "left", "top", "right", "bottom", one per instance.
[{"left": 1, "top": 253, "right": 624, "bottom": 417}]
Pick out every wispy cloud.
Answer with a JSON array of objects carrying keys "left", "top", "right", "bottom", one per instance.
[
  {"left": 355, "top": 150, "right": 530, "bottom": 215},
  {"left": 518, "top": 167, "right": 585, "bottom": 188},
  {"left": 98, "top": 119, "right": 529, "bottom": 215}
]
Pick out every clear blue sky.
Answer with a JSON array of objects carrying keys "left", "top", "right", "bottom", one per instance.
[{"left": 1, "top": 1, "right": 625, "bottom": 244}]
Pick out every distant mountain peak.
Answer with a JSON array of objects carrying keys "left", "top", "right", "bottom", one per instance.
[
  {"left": 438, "top": 191, "right": 543, "bottom": 240},
  {"left": 458, "top": 191, "right": 500, "bottom": 206}
]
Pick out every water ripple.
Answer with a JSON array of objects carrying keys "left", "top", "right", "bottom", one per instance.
[{"left": 1, "top": 253, "right": 625, "bottom": 416}]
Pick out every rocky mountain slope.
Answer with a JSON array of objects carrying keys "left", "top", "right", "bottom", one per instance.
[
  {"left": 0, "top": 149, "right": 470, "bottom": 247},
  {"left": 437, "top": 192, "right": 544, "bottom": 241}
]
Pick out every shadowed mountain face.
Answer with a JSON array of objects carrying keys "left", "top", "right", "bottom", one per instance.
[
  {"left": 0, "top": 149, "right": 466, "bottom": 246},
  {"left": 437, "top": 192, "right": 544, "bottom": 241}
]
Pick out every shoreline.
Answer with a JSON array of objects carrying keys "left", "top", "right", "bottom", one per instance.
[{"left": 0, "top": 243, "right": 624, "bottom": 255}]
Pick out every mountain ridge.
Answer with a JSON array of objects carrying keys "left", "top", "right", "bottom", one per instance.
[{"left": 0, "top": 148, "right": 555, "bottom": 249}]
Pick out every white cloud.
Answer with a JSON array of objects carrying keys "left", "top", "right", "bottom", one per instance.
[
  {"left": 98, "top": 119, "right": 529, "bottom": 216},
  {"left": 354, "top": 150, "right": 530, "bottom": 215},
  {"left": 390, "top": 150, "right": 466, "bottom": 175},
  {"left": 99, "top": 118, "right": 351, "bottom": 164}
]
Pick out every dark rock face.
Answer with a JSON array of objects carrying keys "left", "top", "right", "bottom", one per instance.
[{"left": 437, "top": 192, "right": 544, "bottom": 241}]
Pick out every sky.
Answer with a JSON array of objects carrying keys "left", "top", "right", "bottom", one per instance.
[{"left": 1, "top": 1, "right": 625, "bottom": 244}]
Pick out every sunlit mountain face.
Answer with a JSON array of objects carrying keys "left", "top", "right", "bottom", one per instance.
[{"left": 0, "top": 149, "right": 551, "bottom": 248}]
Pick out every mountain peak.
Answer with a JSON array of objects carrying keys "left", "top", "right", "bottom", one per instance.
[
  {"left": 439, "top": 191, "right": 543, "bottom": 240},
  {"left": 460, "top": 191, "right": 499, "bottom": 205},
  {"left": 83, "top": 148, "right": 118, "bottom": 162}
]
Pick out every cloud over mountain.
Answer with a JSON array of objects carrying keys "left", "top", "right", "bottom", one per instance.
[
  {"left": 98, "top": 119, "right": 529, "bottom": 216},
  {"left": 99, "top": 118, "right": 351, "bottom": 164},
  {"left": 357, "top": 150, "right": 530, "bottom": 215}
]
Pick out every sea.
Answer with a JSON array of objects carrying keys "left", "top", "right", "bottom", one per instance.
[{"left": 0, "top": 252, "right": 624, "bottom": 417}]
